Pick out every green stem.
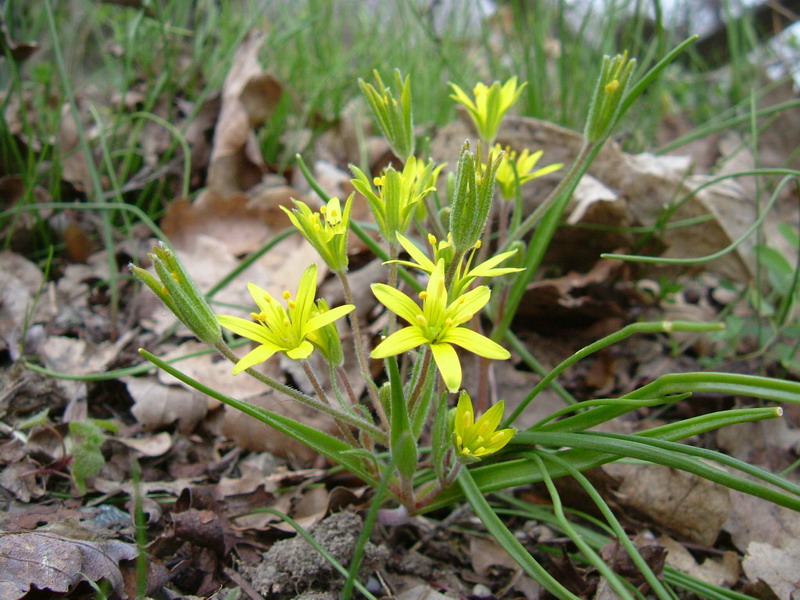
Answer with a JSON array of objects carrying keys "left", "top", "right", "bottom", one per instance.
[
  {"left": 338, "top": 271, "right": 389, "bottom": 430},
  {"left": 214, "top": 341, "right": 386, "bottom": 444},
  {"left": 407, "top": 347, "right": 432, "bottom": 417},
  {"left": 301, "top": 360, "right": 361, "bottom": 449}
]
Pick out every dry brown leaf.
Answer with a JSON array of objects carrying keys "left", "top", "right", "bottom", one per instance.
[
  {"left": 220, "top": 392, "right": 337, "bottom": 463},
  {"left": 115, "top": 432, "right": 172, "bottom": 457},
  {"left": 432, "top": 116, "right": 762, "bottom": 280},
  {"left": 0, "top": 527, "right": 137, "bottom": 599},
  {"left": 742, "top": 540, "right": 800, "bottom": 599},
  {"left": 660, "top": 535, "right": 739, "bottom": 588},
  {"left": 724, "top": 488, "right": 800, "bottom": 554},
  {"left": 124, "top": 375, "right": 208, "bottom": 433},
  {"left": 207, "top": 31, "right": 282, "bottom": 193},
  {"left": 469, "top": 536, "right": 518, "bottom": 577},
  {"left": 608, "top": 463, "right": 731, "bottom": 545},
  {"left": 157, "top": 340, "right": 265, "bottom": 408}
]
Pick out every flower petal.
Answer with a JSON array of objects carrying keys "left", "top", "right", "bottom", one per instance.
[
  {"left": 430, "top": 342, "right": 462, "bottom": 393},
  {"left": 466, "top": 249, "right": 522, "bottom": 278},
  {"left": 232, "top": 343, "right": 281, "bottom": 374},
  {"left": 247, "top": 282, "right": 279, "bottom": 315},
  {"left": 293, "top": 264, "right": 318, "bottom": 329},
  {"left": 371, "top": 283, "right": 422, "bottom": 325},
  {"left": 395, "top": 232, "right": 435, "bottom": 272},
  {"left": 455, "top": 392, "right": 474, "bottom": 440},
  {"left": 217, "top": 315, "right": 274, "bottom": 344},
  {"left": 286, "top": 339, "right": 314, "bottom": 360},
  {"left": 446, "top": 286, "right": 491, "bottom": 324},
  {"left": 371, "top": 327, "right": 427, "bottom": 358},
  {"left": 439, "top": 327, "right": 510, "bottom": 360},
  {"left": 472, "top": 400, "right": 505, "bottom": 438},
  {"left": 304, "top": 303, "right": 354, "bottom": 333}
]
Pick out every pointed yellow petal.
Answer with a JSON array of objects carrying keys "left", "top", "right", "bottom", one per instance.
[
  {"left": 370, "top": 326, "right": 427, "bottom": 358},
  {"left": 482, "top": 428, "right": 515, "bottom": 453},
  {"left": 217, "top": 315, "right": 274, "bottom": 344},
  {"left": 395, "top": 232, "right": 435, "bottom": 272},
  {"left": 286, "top": 339, "right": 314, "bottom": 360},
  {"left": 473, "top": 400, "right": 505, "bottom": 437},
  {"left": 247, "top": 282, "right": 279, "bottom": 315},
  {"left": 430, "top": 342, "right": 462, "bottom": 393},
  {"left": 439, "top": 327, "right": 510, "bottom": 360},
  {"left": 232, "top": 343, "right": 281, "bottom": 374},
  {"left": 304, "top": 304, "right": 354, "bottom": 333},
  {"left": 447, "top": 286, "right": 491, "bottom": 324},
  {"left": 372, "top": 283, "right": 422, "bottom": 325},
  {"left": 293, "top": 264, "right": 318, "bottom": 328},
  {"left": 466, "top": 249, "right": 521, "bottom": 278},
  {"left": 455, "top": 392, "right": 474, "bottom": 438}
]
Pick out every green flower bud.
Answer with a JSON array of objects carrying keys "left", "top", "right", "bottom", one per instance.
[
  {"left": 306, "top": 299, "right": 345, "bottom": 366},
  {"left": 359, "top": 69, "right": 415, "bottom": 161},
  {"left": 448, "top": 141, "right": 502, "bottom": 253},
  {"left": 584, "top": 52, "right": 636, "bottom": 143},
  {"left": 129, "top": 243, "right": 222, "bottom": 345}
]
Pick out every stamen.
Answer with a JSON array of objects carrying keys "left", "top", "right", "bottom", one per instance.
[
  {"left": 445, "top": 318, "right": 454, "bottom": 328},
  {"left": 474, "top": 240, "right": 482, "bottom": 249},
  {"left": 419, "top": 291, "right": 428, "bottom": 300},
  {"left": 282, "top": 291, "right": 292, "bottom": 300},
  {"left": 288, "top": 300, "right": 296, "bottom": 309},
  {"left": 427, "top": 233, "right": 437, "bottom": 246},
  {"left": 415, "top": 314, "right": 427, "bottom": 326}
]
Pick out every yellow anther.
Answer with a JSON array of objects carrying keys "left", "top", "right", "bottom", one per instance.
[
  {"left": 604, "top": 79, "right": 620, "bottom": 93},
  {"left": 283, "top": 318, "right": 290, "bottom": 327},
  {"left": 419, "top": 291, "right": 429, "bottom": 300},
  {"left": 458, "top": 297, "right": 466, "bottom": 305},
  {"left": 445, "top": 318, "right": 454, "bottom": 328},
  {"left": 320, "top": 205, "right": 327, "bottom": 214},
  {"left": 282, "top": 291, "right": 292, "bottom": 300},
  {"left": 474, "top": 240, "right": 482, "bottom": 249},
  {"left": 171, "top": 272, "right": 180, "bottom": 283},
  {"left": 427, "top": 233, "right": 437, "bottom": 246},
  {"left": 415, "top": 314, "right": 428, "bottom": 326},
  {"left": 373, "top": 176, "right": 385, "bottom": 187},
  {"left": 250, "top": 312, "right": 260, "bottom": 320},
  {"left": 489, "top": 431, "right": 506, "bottom": 444},
  {"left": 288, "top": 300, "right": 296, "bottom": 309}
]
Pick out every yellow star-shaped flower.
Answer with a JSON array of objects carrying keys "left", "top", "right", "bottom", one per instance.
[
  {"left": 493, "top": 145, "right": 563, "bottom": 201},
  {"left": 370, "top": 260, "right": 510, "bottom": 393},
  {"left": 449, "top": 77, "right": 526, "bottom": 144},
  {"left": 452, "top": 392, "right": 515, "bottom": 462},
  {"left": 217, "top": 264, "right": 354, "bottom": 374}
]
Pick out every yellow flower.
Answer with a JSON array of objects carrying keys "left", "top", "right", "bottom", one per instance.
[
  {"left": 350, "top": 156, "right": 443, "bottom": 243},
  {"left": 389, "top": 232, "right": 522, "bottom": 297},
  {"left": 493, "top": 145, "right": 563, "bottom": 201},
  {"left": 281, "top": 195, "right": 352, "bottom": 273},
  {"left": 449, "top": 77, "right": 527, "bottom": 144},
  {"left": 452, "top": 391, "right": 515, "bottom": 462},
  {"left": 370, "top": 260, "right": 510, "bottom": 393},
  {"left": 217, "top": 264, "right": 354, "bottom": 374}
]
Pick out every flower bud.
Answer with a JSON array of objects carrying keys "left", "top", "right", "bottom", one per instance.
[
  {"left": 448, "top": 141, "right": 502, "bottom": 253},
  {"left": 130, "top": 243, "right": 222, "bottom": 345}
]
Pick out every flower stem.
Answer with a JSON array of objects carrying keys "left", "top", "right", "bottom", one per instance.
[
  {"left": 215, "top": 341, "right": 386, "bottom": 444},
  {"left": 301, "top": 360, "right": 361, "bottom": 449},
  {"left": 407, "top": 347, "right": 431, "bottom": 417},
  {"left": 338, "top": 271, "right": 390, "bottom": 430},
  {"left": 335, "top": 365, "right": 358, "bottom": 407},
  {"left": 387, "top": 242, "right": 399, "bottom": 334}
]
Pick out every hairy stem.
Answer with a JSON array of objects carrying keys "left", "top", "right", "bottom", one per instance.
[{"left": 339, "top": 271, "right": 390, "bottom": 430}]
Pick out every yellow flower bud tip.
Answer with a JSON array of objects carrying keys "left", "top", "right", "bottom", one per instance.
[
  {"left": 604, "top": 79, "right": 620, "bottom": 93},
  {"left": 282, "top": 291, "right": 292, "bottom": 300},
  {"left": 419, "top": 291, "right": 429, "bottom": 300}
]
